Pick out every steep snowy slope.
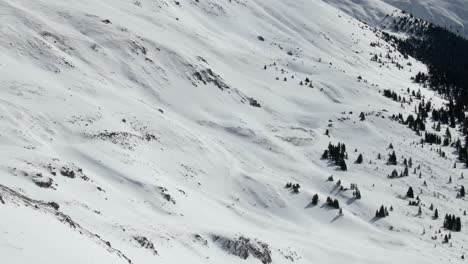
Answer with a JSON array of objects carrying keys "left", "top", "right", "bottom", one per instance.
[
  {"left": 383, "top": 0, "right": 468, "bottom": 37},
  {"left": 322, "top": 0, "right": 396, "bottom": 25},
  {"left": 1, "top": 0, "right": 467, "bottom": 263}
]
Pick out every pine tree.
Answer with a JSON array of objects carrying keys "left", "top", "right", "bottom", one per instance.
[
  {"left": 407, "top": 186, "right": 414, "bottom": 198},
  {"left": 403, "top": 166, "right": 409, "bottom": 176},
  {"left": 376, "top": 205, "right": 387, "bottom": 218},
  {"left": 312, "top": 194, "right": 319, "bottom": 205},
  {"left": 339, "top": 159, "right": 347, "bottom": 171},
  {"left": 359, "top": 112, "right": 366, "bottom": 121},
  {"left": 355, "top": 154, "right": 363, "bottom": 164},
  {"left": 388, "top": 151, "right": 397, "bottom": 165},
  {"left": 389, "top": 169, "right": 399, "bottom": 179},
  {"left": 353, "top": 189, "right": 362, "bottom": 199},
  {"left": 434, "top": 209, "right": 439, "bottom": 219},
  {"left": 455, "top": 217, "right": 462, "bottom": 232},
  {"left": 333, "top": 199, "right": 340, "bottom": 209},
  {"left": 460, "top": 186, "right": 465, "bottom": 197}
]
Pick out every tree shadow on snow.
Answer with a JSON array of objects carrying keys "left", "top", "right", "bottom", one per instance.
[
  {"left": 304, "top": 201, "right": 317, "bottom": 209},
  {"left": 346, "top": 197, "right": 356, "bottom": 205},
  {"left": 369, "top": 216, "right": 383, "bottom": 223},
  {"left": 330, "top": 214, "right": 342, "bottom": 223},
  {"left": 319, "top": 204, "right": 335, "bottom": 211},
  {"left": 328, "top": 185, "right": 340, "bottom": 194}
]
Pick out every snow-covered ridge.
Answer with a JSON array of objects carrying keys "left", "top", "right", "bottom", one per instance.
[
  {"left": 383, "top": 0, "right": 468, "bottom": 38},
  {"left": 0, "top": 0, "right": 467, "bottom": 263}
]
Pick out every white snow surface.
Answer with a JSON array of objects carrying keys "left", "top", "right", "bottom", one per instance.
[{"left": 0, "top": 0, "right": 466, "bottom": 263}]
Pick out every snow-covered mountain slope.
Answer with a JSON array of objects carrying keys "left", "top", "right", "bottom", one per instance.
[
  {"left": 1, "top": 0, "right": 467, "bottom": 263},
  {"left": 383, "top": 0, "right": 468, "bottom": 37},
  {"left": 322, "top": 0, "right": 397, "bottom": 26}
]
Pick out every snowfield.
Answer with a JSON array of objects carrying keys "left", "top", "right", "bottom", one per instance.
[{"left": 1, "top": 0, "right": 467, "bottom": 263}]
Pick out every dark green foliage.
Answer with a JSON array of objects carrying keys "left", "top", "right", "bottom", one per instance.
[
  {"left": 443, "top": 214, "right": 462, "bottom": 232},
  {"left": 339, "top": 159, "right": 347, "bottom": 171},
  {"left": 460, "top": 186, "right": 465, "bottom": 198},
  {"left": 406, "top": 186, "right": 414, "bottom": 198},
  {"left": 424, "top": 132, "right": 442, "bottom": 145},
  {"left": 312, "top": 194, "right": 319, "bottom": 205},
  {"left": 381, "top": 25, "right": 468, "bottom": 166},
  {"left": 388, "top": 151, "right": 397, "bottom": 165},
  {"left": 285, "top": 183, "right": 300, "bottom": 193},
  {"left": 326, "top": 197, "right": 340, "bottom": 209},
  {"left": 388, "top": 169, "right": 399, "bottom": 179},
  {"left": 375, "top": 205, "right": 389, "bottom": 218},
  {"left": 359, "top": 112, "right": 366, "bottom": 121},
  {"left": 353, "top": 189, "right": 361, "bottom": 199},
  {"left": 355, "top": 154, "right": 363, "bottom": 164},
  {"left": 322, "top": 142, "right": 348, "bottom": 171}
]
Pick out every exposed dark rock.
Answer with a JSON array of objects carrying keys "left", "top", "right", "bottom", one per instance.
[
  {"left": 192, "top": 69, "right": 230, "bottom": 90},
  {"left": 248, "top": 98, "right": 261, "bottom": 108},
  {"left": 157, "top": 187, "right": 176, "bottom": 204},
  {"left": 0, "top": 184, "right": 133, "bottom": 264},
  {"left": 133, "top": 236, "right": 158, "bottom": 255},
  {"left": 193, "top": 234, "right": 208, "bottom": 246},
  {"left": 60, "top": 167, "right": 76, "bottom": 178},
  {"left": 33, "top": 177, "right": 53, "bottom": 188},
  {"left": 213, "top": 235, "right": 272, "bottom": 264},
  {"left": 48, "top": 202, "right": 60, "bottom": 211}
]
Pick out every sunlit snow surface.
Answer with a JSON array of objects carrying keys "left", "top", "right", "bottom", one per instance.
[{"left": 0, "top": 0, "right": 467, "bottom": 263}]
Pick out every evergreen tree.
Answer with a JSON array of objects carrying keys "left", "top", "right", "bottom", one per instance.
[
  {"left": 333, "top": 199, "right": 340, "bottom": 209},
  {"left": 339, "top": 159, "right": 347, "bottom": 171},
  {"left": 359, "top": 112, "right": 366, "bottom": 121},
  {"left": 354, "top": 189, "right": 362, "bottom": 199},
  {"left": 388, "top": 151, "right": 397, "bottom": 165},
  {"left": 312, "top": 194, "right": 319, "bottom": 205},
  {"left": 403, "top": 166, "right": 409, "bottom": 176},
  {"left": 407, "top": 186, "right": 414, "bottom": 198},
  {"left": 376, "top": 205, "right": 387, "bottom": 218},
  {"left": 355, "top": 154, "right": 363, "bottom": 164}
]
